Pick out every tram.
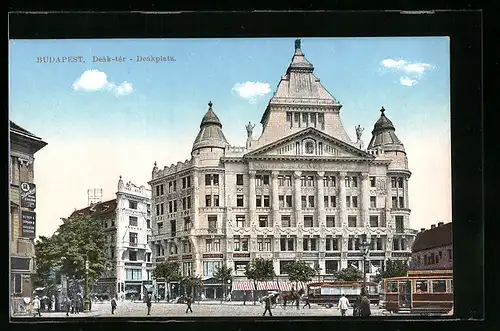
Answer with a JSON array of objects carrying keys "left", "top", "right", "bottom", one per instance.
[
  {"left": 307, "top": 281, "right": 379, "bottom": 308},
  {"left": 383, "top": 269, "right": 453, "bottom": 315}
]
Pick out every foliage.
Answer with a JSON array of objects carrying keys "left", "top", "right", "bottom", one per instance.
[
  {"left": 334, "top": 266, "right": 364, "bottom": 281},
  {"left": 285, "top": 261, "right": 316, "bottom": 284},
  {"left": 152, "top": 261, "right": 181, "bottom": 283},
  {"left": 244, "top": 258, "right": 275, "bottom": 304},
  {"left": 213, "top": 264, "right": 233, "bottom": 283},
  {"left": 33, "top": 216, "right": 107, "bottom": 286},
  {"left": 180, "top": 275, "right": 203, "bottom": 297},
  {"left": 373, "top": 259, "right": 408, "bottom": 282}
]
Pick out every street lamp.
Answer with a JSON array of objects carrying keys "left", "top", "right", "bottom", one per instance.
[
  {"left": 227, "top": 279, "right": 232, "bottom": 302},
  {"left": 359, "top": 239, "right": 370, "bottom": 294}
]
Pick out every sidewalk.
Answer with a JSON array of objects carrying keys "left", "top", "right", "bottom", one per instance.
[{"left": 12, "top": 310, "right": 102, "bottom": 318}]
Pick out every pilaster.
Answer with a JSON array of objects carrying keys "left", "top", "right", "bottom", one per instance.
[
  {"left": 248, "top": 171, "right": 256, "bottom": 227},
  {"left": 361, "top": 172, "right": 370, "bottom": 228},
  {"left": 293, "top": 171, "right": 302, "bottom": 227},
  {"left": 338, "top": 171, "right": 347, "bottom": 227},
  {"left": 271, "top": 171, "right": 280, "bottom": 227},
  {"left": 316, "top": 171, "right": 325, "bottom": 227}
]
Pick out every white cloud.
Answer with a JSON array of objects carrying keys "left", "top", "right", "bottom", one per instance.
[
  {"left": 380, "top": 58, "right": 435, "bottom": 86},
  {"left": 232, "top": 81, "right": 271, "bottom": 103},
  {"left": 72, "top": 70, "right": 133, "bottom": 97},
  {"left": 400, "top": 76, "right": 418, "bottom": 87}
]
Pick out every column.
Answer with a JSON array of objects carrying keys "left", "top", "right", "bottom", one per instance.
[
  {"left": 248, "top": 171, "right": 257, "bottom": 227},
  {"left": 271, "top": 171, "right": 280, "bottom": 227},
  {"left": 316, "top": 171, "right": 325, "bottom": 227},
  {"left": 340, "top": 236, "right": 348, "bottom": 269},
  {"left": 338, "top": 171, "right": 347, "bottom": 227},
  {"left": 361, "top": 172, "right": 370, "bottom": 228},
  {"left": 293, "top": 171, "right": 302, "bottom": 226},
  {"left": 385, "top": 176, "right": 392, "bottom": 229},
  {"left": 404, "top": 177, "right": 410, "bottom": 209}
]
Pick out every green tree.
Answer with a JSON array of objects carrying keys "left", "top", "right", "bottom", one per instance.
[
  {"left": 373, "top": 259, "right": 408, "bottom": 282},
  {"left": 152, "top": 261, "right": 181, "bottom": 298},
  {"left": 33, "top": 216, "right": 107, "bottom": 286},
  {"left": 213, "top": 264, "right": 233, "bottom": 302},
  {"left": 285, "top": 261, "right": 316, "bottom": 289},
  {"left": 334, "top": 266, "right": 364, "bottom": 281},
  {"left": 244, "top": 258, "right": 275, "bottom": 305},
  {"left": 180, "top": 275, "right": 203, "bottom": 300}
]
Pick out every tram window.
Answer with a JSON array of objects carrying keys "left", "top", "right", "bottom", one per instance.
[
  {"left": 387, "top": 281, "right": 398, "bottom": 293},
  {"left": 448, "top": 280, "right": 453, "bottom": 292},
  {"left": 432, "top": 280, "right": 447, "bottom": 293},
  {"left": 415, "top": 280, "right": 429, "bottom": 293}
]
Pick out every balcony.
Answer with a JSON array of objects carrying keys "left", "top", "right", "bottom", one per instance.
[
  {"left": 123, "top": 241, "right": 148, "bottom": 249},
  {"left": 191, "top": 228, "right": 226, "bottom": 236}
]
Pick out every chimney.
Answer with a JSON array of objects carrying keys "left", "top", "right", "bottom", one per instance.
[
  {"left": 438, "top": 222, "right": 444, "bottom": 227},
  {"left": 431, "top": 224, "right": 436, "bottom": 229},
  {"left": 420, "top": 228, "right": 426, "bottom": 232}
]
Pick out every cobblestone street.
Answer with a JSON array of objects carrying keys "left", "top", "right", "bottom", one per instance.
[{"left": 14, "top": 301, "right": 392, "bottom": 318}]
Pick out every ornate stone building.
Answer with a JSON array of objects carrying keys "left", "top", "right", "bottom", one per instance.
[
  {"left": 149, "top": 40, "right": 417, "bottom": 297},
  {"left": 10, "top": 121, "right": 47, "bottom": 299},
  {"left": 69, "top": 177, "right": 153, "bottom": 300}
]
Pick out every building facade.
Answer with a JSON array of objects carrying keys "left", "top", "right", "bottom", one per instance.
[
  {"left": 10, "top": 121, "right": 47, "bottom": 298},
  {"left": 69, "top": 177, "right": 153, "bottom": 300},
  {"left": 149, "top": 40, "right": 417, "bottom": 296},
  {"left": 411, "top": 222, "right": 452, "bottom": 270}
]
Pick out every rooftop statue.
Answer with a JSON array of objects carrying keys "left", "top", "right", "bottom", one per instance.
[
  {"left": 355, "top": 125, "right": 364, "bottom": 141},
  {"left": 246, "top": 121, "right": 255, "bottom": 138}
]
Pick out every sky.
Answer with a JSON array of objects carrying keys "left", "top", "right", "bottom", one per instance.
[{"left": 9, "top": 37, "right": 451, "bottom": 238}]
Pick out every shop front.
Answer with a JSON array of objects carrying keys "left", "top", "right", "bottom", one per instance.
[{"left": 124, "top": 282, "right": 142, "bottom": 300}]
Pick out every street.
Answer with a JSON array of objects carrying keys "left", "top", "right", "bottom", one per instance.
[{"left": 14, "top": 300, "right": 393, "bottom": 318}]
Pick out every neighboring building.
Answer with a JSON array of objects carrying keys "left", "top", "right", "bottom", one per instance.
[
  {"left": 411, "top": 222, "right": 452, "bottom": 270},
  {"left": 10, "top": 121, "right": 47, "bottom": 298},
  {"left": 68, "top": 177, "right": 153, "bottom": 300},
  {"left": 149, "top": 39, "right": 417, "bottom": 299}
]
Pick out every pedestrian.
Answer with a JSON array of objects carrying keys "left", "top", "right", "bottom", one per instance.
[
  {"left": 111, "top": 297, "right": 117, "bottom": 315},
  {"left": 302, "top": 293, "right": 311, "bottom": 309},
  {"left": 242, "top": 291, "right": 246, "bottom": 305},
  {"left": 146, "top": 293, "right": 152, "bottom": 315},
  {"left": 282, "top": 294, "right": 287, "bottom": 309},
  {"left": 338, "top": 294, "right": 350, "bottom": 316},
  {"left": 32, "top": 296, "right": 42, "bottom": 317},
  {"left": 64, "top": 296, "right": 71, "bottom": 316},
  {"left": 359, "top": 291, "right": 371, "bottom": 317},
  {"left": 262, "top": 295, "right": 273, "bottom": 316},
  {"left": 185, "top": 296, "right": 193, "bottom": 313}
]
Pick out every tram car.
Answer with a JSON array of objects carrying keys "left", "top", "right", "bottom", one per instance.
[{"left": 307, "top": 281, "right": 380, "bottom": 308}]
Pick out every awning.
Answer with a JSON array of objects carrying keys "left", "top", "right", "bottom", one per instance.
[
  {"left": 232, "top": 281, "right": 255, "bottom": 291},
  {"left": 256, "top": 281, "right": 279, "bottom": 291}
]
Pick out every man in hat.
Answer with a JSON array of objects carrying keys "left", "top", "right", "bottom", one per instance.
[{"left": 32, "top": 296, "right": 42, "bottom": 317}]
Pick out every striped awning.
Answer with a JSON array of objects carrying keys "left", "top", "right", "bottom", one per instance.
[
  {"left": 256, "top": 281, "right": 278, "bottom": 291},
  {"left": 232, "top": 281, "right": 255, "bottom": 291}
]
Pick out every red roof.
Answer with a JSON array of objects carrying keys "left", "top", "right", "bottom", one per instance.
[
  {"left": 69, "top": 199, "right": 117, "bottom": 219},
  {"left": 411, "top": 222, "right": 452, "bottom": 252}
]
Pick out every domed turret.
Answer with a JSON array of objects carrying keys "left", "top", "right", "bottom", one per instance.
[
  {"left": 192, "top": 101, "right": 229, "bottom": 153},
  {"left": 368, "top": 107, "right": 404, "bottom": 152}
]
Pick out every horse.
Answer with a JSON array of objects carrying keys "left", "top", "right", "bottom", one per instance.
[{"left": 279, "top": 288, "right": 304, "bottom": 308}]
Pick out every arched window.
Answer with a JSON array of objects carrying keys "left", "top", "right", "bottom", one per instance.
[{"left": 305, "top": 140, "right": 315, "bottom": 154}]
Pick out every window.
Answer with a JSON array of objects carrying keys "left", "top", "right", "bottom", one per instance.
[
  {"left": 326, "top": 216, "right": 335, "bottom": 227},
  {"left": 129, "top": 200, "right": 138, "bottom": 209},
  {"left": 370, "top": 238, "right": 383, "bottom": 250},
  {"left": 370, "top": 216, "right": 379, "bottom": 227},
  {"left": 205, "top": 195, "right": 212, "bottom": 207},
  {"left": 255, "top": 174, "right": 270, "bottom": 186},
  {"left": 156, "top": 185, "right": 160, "bottom": 196},
  {"left": 213, "top": 195, "right": 220, "bottom": 207},
  {"left": 348, "top": 216, "right": 357, "bottom": 227},
  {"left": 318, "top": 142, "right": 323, "bottom": 155},
  {"left": 387, "top": 281, "right": 398, "bottom": 293},
  {"left": 236, "top": 174, "right": 244, "bottom": 185},
  {"left": 241, "top": 238, "right": 249, "bottom": 251},
  {"left": 170, "top": 220, "right": 176, "bottom": 235},
  {"left": 304, "top": 216, "right": 314, "bottom": 227},
  {"left": 391, "top": 177, "right": 397, "bottom": 188},
  {"left": 308, "top": 196, "right": 315, "bottom": 208},
  {"left": 281, "top": 215, "right": 291, "bottom": 227},
  {"left": 370, "top": 177, "right": 376, "bottom": 187},
  {"left": 129, "top": 232, "right": 138, "bottom": 245},
  {"left": 258, "top": 237, "right": 272, "bottom": 251},
  {"left": 284, "top": 176, "right": 292, "bottom": 186},
  {"left": 187, "top": 196, "right": 191, "bottom": 209},
  {"left": 348, "top": 237, "right": 360, "bottom": 251},
  {"left": 301, "top": 196, "right": 307, "bottom": 208},
  {"left": 415, "top": 280, "right": 428, "bottom": 293},
  {"left": 352, "top": 196, "right": 358, "bottom": 208},
  {"left": 370, "top": 196, "right": 376, "bottom": 208},
  {"left": 397, "top": 177, "right": 404, "bottom": 188},
  {"left": 325, "top": 237, "right": 339, "bottom": 251},
  {"left": 351, "top": 177, "right": 358, "bottom": 187},
  {"left": 183, "top": 262, "right": 193, "bottom": 277},
  {"left": 294, "top": 113, "right": 300, "bottom": 124},
  {"left": 203, "top": 261, "right": 222, "bottom": 278},
  {"left": 182, "top": 177, "right": 187, "bottom": 189},
  {"left": 129, "top": 216, "right": 138, "bottom": 227},
  {"left": 146, "top": 219, "right": 151, "bottom": 228},
  {"left": 160, "top": 184, "right": 164, "bottom": 195},
  {"left": 184, "top": 217, "right": 191, "bottom": 230},
  {"left": 205, "top": 174, "right": 219, "bottom": 186},
  {"left": 187, "top": 176, "right": 191, "bottom": 188},
  {"left": 173, "top": 200, "right": 178, "bottom": 212},
  {"left": 169, "top": 201, "right": 173, "bottom": 213},
  {"left": 325, "top": 260, "right": 339, "bottom": 274},
  {"left": 205, "top": 174, "right": 211, "bottom": 186},
  {"left": 303, "top": 237, "right": 318, "bottom": 251},
  {"left": 392, "top": 197, "right": 397, "bottom": 208},
  {"left": 346, "top": 196, "right": 351, "bottom": 208},
  {"left": 278, "top": 195, "right": 285, "bottom": 208},
  {"left": 395, "top": 216, "right": 404, "bottom": 232},
  {"left": 302, "top": 113, "right": 309, "bottom": 125},
  {"left": 324, "top": 196, "right": 329, "bottom": 208},
  {"left": 285, "top": 195, "right": 293, "bottom": 208},
  {"left": 208, "top": 215, "right": 217, "bottom": 232},
  {"left": 125, "top": 269, "right": 142, "bottom": 281},
  {"left": 157, "top": 222, "right": 164, "bottom": 234},
  {"left": 129, "top": 251, "right": 137, "bottom": 261},
  {"left": 236, "top": 215, "right": 245, "bottom": 227},
  {"left": 234, "top": 237, "right": 241, "bottom": 251},
  {"left": 330, "top": 196, "right": 336, "bottom": 207},
  {"left": 182, "top": 197, "right": 187, "bottom": 210},
  {"left": 265, "top": 238, "right": 272, "bottom": 251},
  {"left": 259, "top": 215, "right": 268, "bottom": 227},
  {"left": 263, "top": 195, "right": 270, "bottom": 207},
  {"left": 280, "top": 236, "right": 295, "bottom": 251},
  {"left": 205, "top": 239, "right": 220, "bottom": 252},
  {"left": 257, "top": 237, "right": 264, "bottom": 251},
  {"left": 286, "top": 112, "right": 292, "bottom": 123},
  {"left": 399, "top": 197, "right": 404, "bottom": 208},
  {"left": 305, "top": 141, "right": 314, "bottom": 154}
]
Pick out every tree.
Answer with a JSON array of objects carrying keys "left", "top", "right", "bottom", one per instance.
[
  {"left": 180, "top": 275, "right": 203, "bottom": 299},
  {"left": 152, "top": 261, "right": 181, "bottom": 298},
  {"left": 244, "top": 258, "right": 275, "bottom": 305},
  {"left": 334, "top": 266, "right": 364, "bottom": 281},
  {"left": 285, "top": 261, "right": 316, "bottom": 289},
  {"left": 373, "top": 259, "right": 408, "bottom": 282},
  {"left": 213, "top": 264, "right": 233, "bottom": 302},
  {"left": 33, "top": 216, "right": 107, "bottom": 288}
]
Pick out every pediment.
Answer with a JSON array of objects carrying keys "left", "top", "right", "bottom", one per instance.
[{"left": 245, "top": 128, "right": 374, "bottom": 159}]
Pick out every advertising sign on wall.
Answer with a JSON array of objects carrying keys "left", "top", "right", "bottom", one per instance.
[
  {"left": 20, "top": 182, "right": 36, "bottom": 209},
  {"left": 21, "top": 211, "right": 36, "bottom": 238}
]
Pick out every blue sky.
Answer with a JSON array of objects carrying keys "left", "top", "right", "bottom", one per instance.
[{"left": 9, "top": 37, "right": 451, "bottom": 237}]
